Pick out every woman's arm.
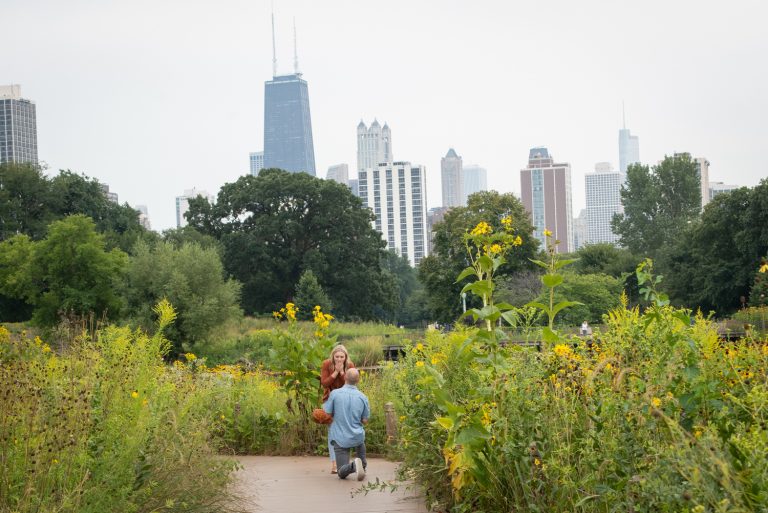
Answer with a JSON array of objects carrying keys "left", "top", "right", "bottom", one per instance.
[{"left": 319, "top": 359, "right": 338, "bottom": 388}]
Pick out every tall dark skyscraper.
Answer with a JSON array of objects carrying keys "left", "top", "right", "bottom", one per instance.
[
  {"left": 262, "top": 14, "right": 315, "bottom": 175},
  {"left": 0, "top": 85, "right": 38, "bottom": 165},
  {"left": 263, "top": 74, "right": 316, "bottom": 175}
]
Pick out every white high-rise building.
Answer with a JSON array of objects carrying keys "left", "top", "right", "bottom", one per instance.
[
  {"left": 585, "top": 162, "right": 623, "bottom": 246},
  {"left": 136, "top": 205, "right": 151, "bottom": 230},
  {"left": 175, "top": 188, "right": 214, "bottom": 228},
  {"left": 0, "top": 85, "right": 38, "bottom": 165},
  {"left": 695, "top": 157, "right": 710, "bottom": 210},
  {"left": 249, "top": 151, "right": 264, "bottom": 176},
  {"left": 463, "top": 165, "right": 488, "bottom": 204},
  {"left": 326, "top": 163, "right": 349, "bottom": 185},
  {"left": 356, "top": 119, "right": 392, "bottom": 173},
  {"left": 441, "top": 148, "right": 463, "bottom": 208},
  {"left": 358, "top": 161, "right": 428, "bottom": 266}
]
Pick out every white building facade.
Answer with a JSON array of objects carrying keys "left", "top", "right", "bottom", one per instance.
[
  {"left": 358, "top": 161, "right": 428, "bottom": 266},
  {"left": 463, "top": 165, "right": 488, "bottom": 204},
  {"left": 175, "top": 188, "right": 214, "bottom": 228},
  {"left": 585, "top": 162, "right": 623, "bottom": 246},
  {"left": 441, "top": 148, "right": 463, "bottom": 207},
  {"left": 356, "top": 119, "right": 392, "bottom": 173},
  {"left": 249, "top": 151, "right": 264, "bottom": 176},
  {"left": 326, "top": 163, "right": 349, "bottom": 185}
]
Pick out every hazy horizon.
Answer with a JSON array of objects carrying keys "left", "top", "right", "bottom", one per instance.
[{"left": 3, "top": 0, "right": 766, "bottom": 231}]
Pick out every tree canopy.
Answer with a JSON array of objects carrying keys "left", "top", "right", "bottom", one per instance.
[
  {"left": 418, "top": 191, "right": 539, "bottom": 323},
  {"left": 185, "top": 169, "right": 392, "bottom": 318},
  {"left": 612, "top": 154, "right": 702, "bottom": 258}
]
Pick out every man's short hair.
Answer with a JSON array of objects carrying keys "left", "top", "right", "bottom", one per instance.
[{"left": 345, "top": 368, "right": 360, "bottom": 385}]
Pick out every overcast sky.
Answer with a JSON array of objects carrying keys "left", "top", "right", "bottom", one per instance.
[{"left": 3, "top": 0, "right": 767, "bottom": 231}]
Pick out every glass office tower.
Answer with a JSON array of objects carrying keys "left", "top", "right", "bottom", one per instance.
[{"left": 263, "top": 74, "right": 316, "bottom": 175}]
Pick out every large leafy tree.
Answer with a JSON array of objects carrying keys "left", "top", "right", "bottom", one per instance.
[
  {"left": 536, "top": 272, "right": 623, "bottom": 326},
  {"left": 418, "top": 191, "right": 539, "bottom": 323},
  {"left": 122, "top": 240, "right": 242, "bottom": 356},
  {"left": 185, "top": 169, "right": 391, "bottom": 318},
  {"left": 569, "top": 243, "right": 642, "bottom": 305},
  {"left": 379, "top": 249, "right": 428, "bottom": 325},
  {"left": 0, "top": 215, "right": 129, "bottom": 326},
  {"left": 0, "top": 162, "right": 54, "bottom": 240},
  {"left": 612, "top": 154, "right": 702, "bottom": 258},
  {"left": 663, "top": 181, "right": 768, "bottom": 314}
]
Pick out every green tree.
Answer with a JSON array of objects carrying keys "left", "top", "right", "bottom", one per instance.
[
  {"left": 379, "top": 249, "right": 427, "bottom": 325},
  {"left": 0, "top": 234, "right": 36, "bottom": 321},
  {"left": 21, "top": 215, "right": 128, "bottom": 326},
  {"left": 663, "top": 181, "right": 768, "bottom": 314},
  {"left": 0, "top": 162, "right": 54, "bottom": 241},
  {"left": 570, "top": 243, "right": 641, "bottom": 304},
  {"left": 749, "top": 264, "right": 768, "bottom": 307},
  {"left": 186, "top": 169, "right": 390, "bottom": 319},
  {"left": 536, "top": 272, "right": 623, "bottom": 326},
  {"left": 418, "top": 191, "right": 539, "bottom": 323},
  {"left": 612, "top": 154, "right": 702, "bottom": 258},
  {"left": 123, "top": 240, "right": 242, "bottom": 356},
  {"left": 293, "top": 269, "right": 332, "bottom": 320}
]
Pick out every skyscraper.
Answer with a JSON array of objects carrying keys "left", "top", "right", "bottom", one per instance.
[
  {"left": 358, "top": 161, "right": 428, "bottom": 266},
  {"left": 249, "top": 151, "right": 264, "bottom": 176},
  {"left": 618, "top": 109, "right": 640, "bottom": 173},
  {"left": 0, "top": 85, "right": 38, "bottom": 165},
  {"left": 441, "top": 148, "right": 463, "bottom": 208},
  {"left": 709, "top": 181, "right": 739, "bottom": 201},
  {"left": 572, "top": 209, "right": 588, "bottom": 251},
  {"left": 585, "top": 162, "right": 623, "bottom": 245},
  {"left": 326, "top": 163, "right": 349, "bottom": 185},
  {"left": 520, "top": 147, "right": 574, "bottom": 253},
  {"left": 463, "top": 165, "right": 488, "bottom": 204},
  {"left": 694, "top": 157, "right": 710, "bottom": 210},
  {"left": 356, "top": 120, "right": 392, "bottom": 173},
  {"left": 262, "top": 15, "right": 315, "bottom": 175}
]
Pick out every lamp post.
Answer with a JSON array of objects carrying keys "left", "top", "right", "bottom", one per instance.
[{"left": 461, "top": 292, "right": 467, "bottom": 314}]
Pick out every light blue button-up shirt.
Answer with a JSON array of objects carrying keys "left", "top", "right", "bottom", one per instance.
[{"left": 323, "top": 384, "right": 371, "bottom": 448}]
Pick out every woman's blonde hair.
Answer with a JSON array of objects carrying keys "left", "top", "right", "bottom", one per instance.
[{"left": 329, "top": 344, "right": 350, "bottom": 368}]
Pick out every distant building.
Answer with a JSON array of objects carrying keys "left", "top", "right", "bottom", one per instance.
[
  {"left": 356, "top": 119, "right": 392, "bottom": 173},
  {"left": 249, "top": 151, "right": 264, "bottom": 176},
  {"left": 572, "top": 209, "right": 588, "bottom": 251},
  {"left": 695, "top": 157, "right": 710, "bottom": 209},
  {"left": 618, "top": 122, "right": 640, "bottom": 173},
  {"left": 175, "top": 188, "right": 214, "bottom": 228},
  {"left": 0, "top": 85, "right": 38, "bottom": 165},
  {"left": 99, "top": 183, "right": 118, "bottom": 203},
  {"left": 709, "top": 181, "right": 739, "bottom": 201},
  {"left": 520, "top": 147, "right": 574, "bottom": 253},
  {"left": 326, "top": 163, "right": 349, "bottom": 185},
  {"left": 136, "top": 205, "right": 151, "bottom": 230},
  {"left": 348, "top": 178, "right": 359, "bottom": 197},
  {"left": 263, "top": 74, "right": 316, "bottom": 175},
  {"left": 427, "top": 206, "right": 450, "bottom": 255},
  {"left": 359, "top": 161, "right": 428, "bottom": 266},
  {"left": 463, "top": 165, "right": 488, "bottom": 204},
  {"left": 441, "top": 148, "right": 463, "bottom": 208},
  {"left": 585, "top": 162, "right": 623, "bottom": 246}
]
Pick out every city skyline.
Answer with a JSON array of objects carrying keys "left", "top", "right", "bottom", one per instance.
[{"left": 2, "top": 0, "right": 766, "bottom": 230}]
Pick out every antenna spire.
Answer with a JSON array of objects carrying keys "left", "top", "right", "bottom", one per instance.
[
  {"left": 622, "top": 100, "right": 626, "bottom": 129},
  {"left": 271, "top": 6, "right": 277, "bottom": 77},
  {"left": 293, "top": 17, "right": 300, "bottom": 75}
]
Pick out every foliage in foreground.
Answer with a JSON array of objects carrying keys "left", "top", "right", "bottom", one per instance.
[
  {"left": 0, "top": 304, "right": 241, "bottom": 513},
  {"left": 390, "top": 226, "right": 768, "bottom": 512}
]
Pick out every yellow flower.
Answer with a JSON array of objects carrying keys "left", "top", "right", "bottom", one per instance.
[
  {"left": 553, "top": 344, "right": 573, "bottom": 358},
  {"left": 415, "top": 361, "right": 425, "bottom": 368},
  {"left": 488, "top": 243, "right": 502, "bottom": 254},
  {"left": 416, "top": 343, "right": 424, "bottom": 351},
  {"left": 431, "top": 356, "right": 439, "bottom": 365},
  {"left": 272, "top": 311, "right": 282, "bottom": 320},
  {"left": 513, "top": 235, "right": 523, "bottom": 246},
  {"left": 605, "top": 363, "right": 613, "bottom": 372},
  {"left": 760, "top": 263, "right": 768, "bottom": 273},
  {"left": 652, "top": 397, "right": 662, "bottom": 408},
  {"left": 220, "top": 414, "right": 226, "bottom": 420},
  {"left": 41, "top": 344, "right": 52, "bottom": 354},
  {"left": 399, "top": 415, "right": 406, "bottom": 422},
  {"left": 185, "top": 352, "right": 197, "bottom": 362},
  {"left": 501, "top": 216, "right": 513, "bottom": 229},
  {"left": 534, "top": 457, "right": 541, "bottom": 466},
  {"left": 284, "top": 302, "right": 298, "bottom": 322},
  {"left": 470, "top": 221, "right": 492, "bottom": 236},
  {"left": 543, "top": 229, "right": 553, "bottom": 237},
  {"left": 131, "top": 391, "right": 139, "bottom": 399},
  {"left": 414, "top": 394, "right": 421, "bottom": 401}
]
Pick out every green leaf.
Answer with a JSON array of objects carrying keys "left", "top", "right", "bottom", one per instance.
[
  {"left": 495, "top": 302, "right": 515, "bottom": 311},
  {"left": 525, "top": 301, "right": 550, "bottom": 314},
  {"left": 500, "top": 310, "right": 520, "bottom": 327},
  {"left": 435, "top": 417, "right": 454, "bottom": 430},
  {"left": 478, "top": 305, "right": 501, "bottom": 322},
  {"left": 455, "top": 266, "right": 477, "bottom": 284},
  {"left": 542, "top": 274, "right": 563, "bottom": 288},
  {"left": 477, "top": 255, "right": 494, "bottom": 273},
  {"left": 461, "top": 280, "right": 493, "bottom": 299},
  {"left": 554, "top": 258, "right": 579, "bottom": 271},
  {"left": 529, "top": 258, "right": 549, "bottom": 269},
  {"left": 542, "top": 327, "right": 560, "bottom": 343},
  {"left": 551, "top": 300, "right": 583, "bottom": 318}
]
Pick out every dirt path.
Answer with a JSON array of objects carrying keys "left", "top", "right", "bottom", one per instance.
[{"left": 233, "top": 455, "right": 428, "bottom": 513}]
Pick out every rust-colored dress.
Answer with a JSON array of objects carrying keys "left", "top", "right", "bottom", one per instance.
[{"left": 320, "top": 359, "right": 355, "bottom": 402}]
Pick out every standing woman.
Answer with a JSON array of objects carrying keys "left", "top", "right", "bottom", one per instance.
[{"left": 320, "top": 344, "right": 355, "bottom": 473}]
